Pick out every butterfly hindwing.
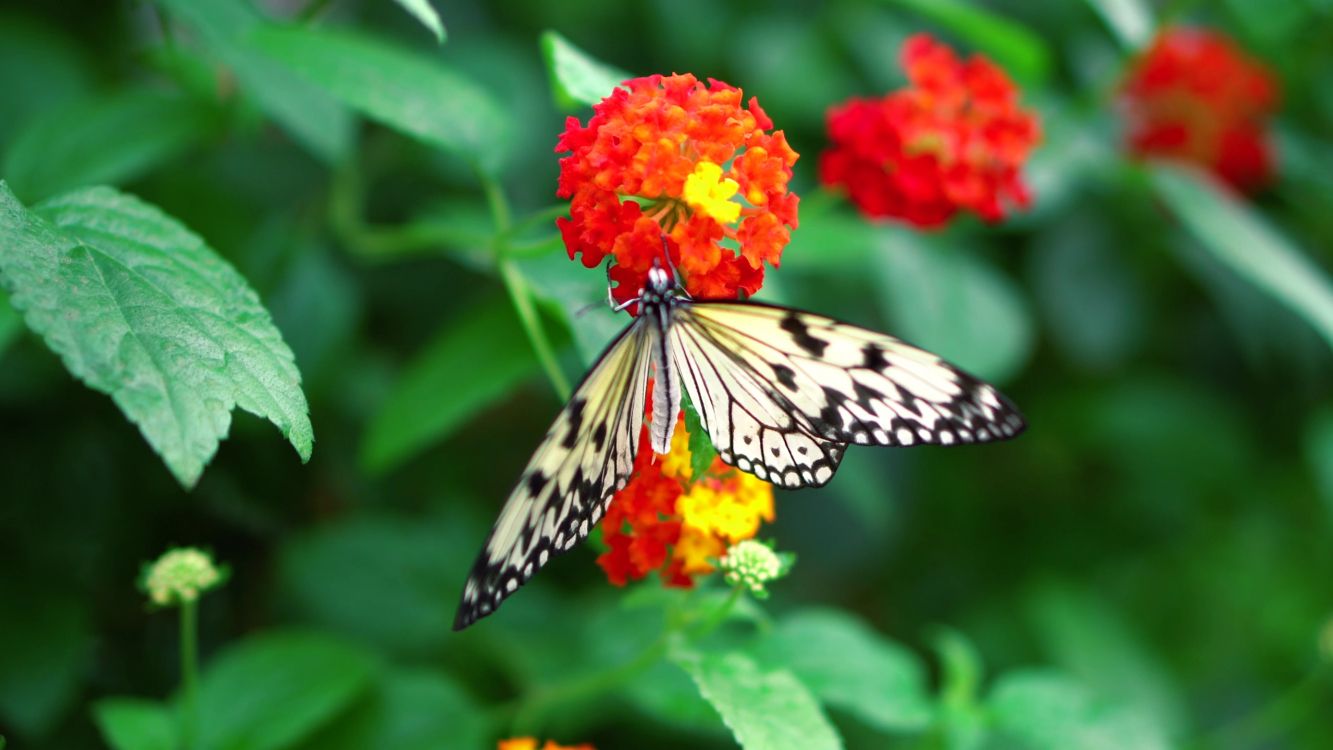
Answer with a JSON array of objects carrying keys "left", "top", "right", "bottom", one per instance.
[
  {"left": 453, "top": 320, "right": 653, "bottom": 630},
  {"left": 669, "top": 301, "right": 1025, "bottom": 488}
]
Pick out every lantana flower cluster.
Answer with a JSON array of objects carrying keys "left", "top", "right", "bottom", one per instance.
[
  {"left": 1119, "top": 27, "right": 1278, "bottom": 192},
  {"left": 597, "top": 409, "right": 775, "bottom": 588},
  {"left": 556, "top": 73, "right": 799, "bottom": 305},
  {"left": 820, "top": 34, "right": 1041, "bottom": 228}
]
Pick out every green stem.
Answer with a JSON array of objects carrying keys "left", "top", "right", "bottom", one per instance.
[
  {"left": 179, "top": 600, "right": 199, "bottom": 750},
  {"left": 484, "top": 174, "right": 572, "bottom": 400},
  {"left": 687, "top": 586, "right": 744, "bottom": 638},
  {"left": 510, "top": 635, "right": 670, "bottom": 734}
]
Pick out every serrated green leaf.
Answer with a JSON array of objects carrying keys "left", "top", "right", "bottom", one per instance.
[
  {"left": 754, "top": 609, "right": 932, "bottom": 732},
  {"left": 873, "top": 231, "right": 1035, "bottom": 384},
  {"left": 195, "top": 632, "right": 375, "bottom": 750},
  {"left": 393, "top": 0, "right": 446, "bottom": 43},
  {"left": 539, "top": 30, "right": 631, "bottom": 110},
  {"left": 3, "top": 88, "right": 217, "bottom": 202},
  {"left": 93, "top": 698, "right": 175, "bottom": 750},
  {"left": 252, "top": 25, "right": 510, "bottom": 174},
  {"left": 361, "top": 297, "right": 539, "bottom": 473},
  {"left": 155, "top": 0, "right": 353, "bottom": 163},
  {"left": 1149, "top": 163, "right": 1333, "bottom": 351},
  {"left": 0, "top": 183, "right": 313, "bottom": 488},
  {"left": 874, "top": 0, "right": 1052, "bottom": 84},
  {"left": 682, "top": 392, "right": 717, "bottom": 483},
  {"left": 673, "top": 648, "right": 843, "bottom": 750},
  {"left": 987, "top": 670, "right": 1172, "bottom": 750}
]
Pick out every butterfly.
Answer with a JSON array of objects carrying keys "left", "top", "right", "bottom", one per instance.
[{"left": 453, "top": 258, "right": 1025, "bottom": 629}]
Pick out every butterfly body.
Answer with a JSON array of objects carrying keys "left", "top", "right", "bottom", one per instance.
[{"left": 454, "top": 265, "right": 1025, "bottom": 630}]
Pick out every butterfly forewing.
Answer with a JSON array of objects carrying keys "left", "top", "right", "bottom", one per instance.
[
  {"left": 453, "top": 320, "right": 653, "bottom": 630},
  {"left": 670, "top": 301, "right": 1025, "bottom": 488}
]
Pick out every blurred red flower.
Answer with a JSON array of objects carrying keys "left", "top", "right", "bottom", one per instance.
[
  {"left": 819, "top": 34, "right": 1041, "bottom": 228},
  {"left": 1119, "top": 27, "right": 1278, "bottom": 192},
  {"left": 498, "top": 738, "right": 594, "bottom": 750},
  {"left": 556, "top": 74, "right": 799, "bottom": 305},
  {"left": 597, "top": 397, "right": 774, "bottom": 588}
]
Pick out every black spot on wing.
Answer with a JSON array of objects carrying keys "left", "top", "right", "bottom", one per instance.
[
  {"left": 779, "top": 312, "right": 828, "bottom": 358},
  {"left": 861, "top": 343, "right": 889, "bottom": 371},
  {"left": 592, "top": 422, "right": 607, "bottom": 450},
  {"left": 561, "top": 399, "right": 586, "bottom": 449},
  {"left": 772, "top": 363, "right": 798, "bottom": 391}
]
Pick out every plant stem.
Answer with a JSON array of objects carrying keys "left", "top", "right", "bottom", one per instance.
[
  {"left": 1191, "top": 668, "right": 1330, "bottom": 750},
  {"left": 510, "top": 635, "right": 670, "bottom": 734},
  {"left": 483, "top": 174, "right": 572, "bottom": 399},
  {"left": 179, "top": 600, "right": 199, "bottom": 750}
]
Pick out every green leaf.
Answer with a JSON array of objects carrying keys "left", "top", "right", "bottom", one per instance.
[
  {"left": 682, "top": 392, "right": 717, "bottom": 483},
  {"left": 393, "top": 0, "right": 446, "bottom": 43},
  {"left": 93, "top": 699, "right": 176, "bottom": 750},
  {"left": 539, "top": 30, "right": 632, "bottom": 110},
  {"left": 519, "top": 249, "right": 625, "bottom": 366},
  {"left": 3, "top": 88, "right": 217, "bottom": 202},
  {"left": 0, "top": 15, "right": 92, "bottom": 146},
  {"left": 301, "top": 668, "right": 490, "bottom": 750},
  {"left": 0, "top": 184, "right": 313, "bottom": 488},
  {"left": 1083, "top": 0, "right": 1154, "bottom": 48},
  {"left": 1025, "top": 582, "right": 1186, "bottom": 736},
  {"left": 1305, "top": 408, "right": 1333, "bottom": 522},
  {"left": 155, "top": 0, "right": 353, "bottom": 163},
  {"left": 874, "top": 0, "right": 1053, "bottom": 84},
  {"left": 195, "top": 632, "right": 375, "bottom": 750},
  {"left": 0, "top": 291, "right": 19, "bottom": 357},
  {"left": 673, "top": 648, "right": 843, "bottom": 750},
  {"left": 0, "top": 585, "right": 91, "bottom": 736},
  {"left": 987, "top": 670, "right": 1172, "bottom": 750},
  {"left": 361, "top": 297, "right": 539, "bottom": 473},
  {"left": 754, "top": 609, "right": 932, "bottom": 732},
  {"left": 277, "top": 513, "right": 479, "bottom": 655},
  {"left": 1149, "top": 163, "right": 1333, "bottom": 351},
  {"left": 872, "top": 230, "right": 1035, "bottom": 384},
  {"left": 252, "top": 25, "right": 510, "bottom": 174}
]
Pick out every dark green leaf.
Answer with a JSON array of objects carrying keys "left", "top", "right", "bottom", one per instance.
[
  {"left": 393, "top": 0, "right": 446, "bottom": 43},
  {"left": 196, "top": 632, "right": 375, "bottom": 750},
  {"left": 987, "top": 670, "right": 1172, "bottom": 750},
  {"left": 155, "top": 0, "right": 353, "bottom": 163},
  {"left": 754, "top": 609, "right": 932, "bottom": 732},
  {"left": 0, "top": 184, "right": 313, "bottom": 488},
  {"left": 277, "top": 513, "right": 479, "bottom": 655},
  {"left": 520, "top": 249, "right": 625, "bottom": 366},
  {"left": 93, "top": 699, "right": 175, "bottom": 750},
  {"left": 0, "top": 585, "right": 91, "bottom": 736},
  {"left": 1305, "top": 408, "right": 1333, "bottom": 523},
  {"left": 874, "top": 0, "right": 1053, "bottom": 84},
  {"left": 673, "top": 647, "right": 843, "bottom": 750},
  {"left": 539, "top": 30, "right": 631, "bottom": 110},
  {"left": 301, "top": 668, "right": 490, "bottom": 750},
  {"left": 3, "top": 88, "right": 217, "bottom": 202},
  {"left": 873, "top": 231, "right": 1035, "bottom": 384},
  {"left": 252, "top": 26, "right": 510, "bottom": 174},
  {"left": 0, "top": 291, "right": 19, "bottom": 357},
  {"left": 1150, "top": 163, "right": 1333, "bottom": 350},
  {"left": 0, "top": 14, "right": 92, "bottom": 145},
  {"left": 361, "top": 297, "right": 537, "bottom": 473},
  {"left": 682, "top": 392, "right": 717, "bottom": 483}
]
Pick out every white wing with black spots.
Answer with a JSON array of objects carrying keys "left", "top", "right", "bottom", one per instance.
[
  {"left": 669, "top": 301, "right": 1024, "bottom": 487},
  {"left": 453, "top": 319, "right": 653, "bottom": 630}
]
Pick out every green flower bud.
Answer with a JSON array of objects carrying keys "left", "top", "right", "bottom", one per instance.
[
  {"left": 719, "top": 539, "right": 793, "bottom": 599},
  {"left": 141, "top": 547, "right": 224, "bottom": 607}
]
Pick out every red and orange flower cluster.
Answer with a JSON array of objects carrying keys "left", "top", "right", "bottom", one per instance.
[
  {"left": 597, "top": 411, "right": 774, "bottom": 587},
  {"left": 556, "top": 73, "right": 799, "bottom": 306},
  {"left": 1119, "top": 27, "right": 1278, "bottom": 192},
  {"left": 820, "top": 34, "right": 1041, "bottom": 228}
]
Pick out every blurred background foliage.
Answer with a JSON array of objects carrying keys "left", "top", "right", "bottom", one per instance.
[{"left": 0, "top": 0, "right": 1331, "bottom": 748}]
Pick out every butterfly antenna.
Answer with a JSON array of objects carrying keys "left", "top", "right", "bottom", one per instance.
[{"left": 659, "top": 235, "right": 685, "bottom": 291}]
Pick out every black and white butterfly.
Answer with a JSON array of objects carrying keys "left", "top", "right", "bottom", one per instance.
[{"left": 453, "top": 259, "right": 1025, "bottom": 629}]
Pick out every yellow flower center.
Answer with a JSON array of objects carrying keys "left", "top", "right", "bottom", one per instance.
[{"left": 682, "top": 161, "right": 742, "bottom": 224}]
